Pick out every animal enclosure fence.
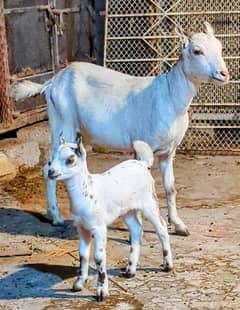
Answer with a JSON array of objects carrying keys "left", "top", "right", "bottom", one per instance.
[{"left": 104, "top": 0, "right": 240, "bottom": 154}]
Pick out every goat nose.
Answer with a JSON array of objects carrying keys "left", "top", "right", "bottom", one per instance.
[
  {"left": 220, "top": 70, "right": 229, "bottom": 80},
  {"left": 48, "top": 169, "right": 55, "bottom": 178}
]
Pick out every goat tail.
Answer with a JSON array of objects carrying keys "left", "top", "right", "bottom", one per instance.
[
  {"left": 133, "top": 140, "right": 154, "bottom": 168},
  {"left": 11, "top": 80, "right": 47, "bottom": 101}
]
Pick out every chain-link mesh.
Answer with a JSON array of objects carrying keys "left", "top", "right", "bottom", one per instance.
[
  {"left": 104, "top": 0, "right": 240, "bottom": 154},
  {"left": 0, "top": 2, "right": 12, "bottom": 125}
]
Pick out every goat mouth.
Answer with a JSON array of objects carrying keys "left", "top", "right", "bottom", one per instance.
[{"left": 211, "top": 76, "right": 229, "bottom": 84}]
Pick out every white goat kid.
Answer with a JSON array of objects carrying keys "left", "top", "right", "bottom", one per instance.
[
  {"left": 47, "top": 136, "right": 173, "bottom": 301},
  {"left": 12, "top": 22, "right": 229, "bottom": 236}
]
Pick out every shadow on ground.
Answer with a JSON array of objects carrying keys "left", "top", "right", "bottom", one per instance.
[
  {"left": 0, "top": 262, "right": 163, "bottom": 301},
  {"left": 0, "top": 207, "right": 77, "bottom": 239}
]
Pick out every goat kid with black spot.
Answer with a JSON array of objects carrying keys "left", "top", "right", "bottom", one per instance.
[{"left": 48, "top": 135, "right": 173, "bottom": 301}]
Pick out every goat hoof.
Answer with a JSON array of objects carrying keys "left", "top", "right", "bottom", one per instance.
[
  {"left": 163, "top": 264, "right": 173, "bottom": 272},
  {"left": 175, "top": 226, "right": 190, "bottom": 236},
  {"left": 45, "top": 211, "right": 65, "bottom": 226},
  {"left": 125, "top": 271, "right": 135, "bottom": 278},
  {"left": 96, "top": 287, "right": 108, "bottom": 302},
  {"left": 52, "top": 218, "right": 65, "bottom": 226},
  {"left": 96, "top": 290, "right": 104, "bottom": 302},
  {"left": 72, "top": 279, "right": 84, "bottom": 292}
]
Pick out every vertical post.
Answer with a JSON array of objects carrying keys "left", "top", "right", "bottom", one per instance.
[
  {"left": 48, "top": 0, "right": 59, "bottom": 73},
  {"left": 103, "top": 0, "right": 109, "bottom": 67},
  {"left": 0, "top": 0, "right": 13, "bottom": 126}
]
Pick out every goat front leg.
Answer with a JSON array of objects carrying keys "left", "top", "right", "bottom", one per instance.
[
  {"left": 93, "top": 227, "right": 109, "bottom": 301},
  {"left": 43, "top": 162, "right": 64, "bottom": 225},
  {"left": 124, "top": 212, "right": 143, "bottom": 278},
  {"left": 72, "top": 227, "right": 92, "bottom": 292},
  {"left": 160, "top": 155, "right": 190, "bottom": 236}
]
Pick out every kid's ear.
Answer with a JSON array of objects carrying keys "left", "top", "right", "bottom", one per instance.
[
  {"left": 59, "top": 132, "right": 65, "bottom": 145},
  {"left": 76, "top": 131, "right": 82, "bottom": 146},
  {"left": 175, "top": 26, "right": 189, "bottom": 48},
  {"left": 76, "top": 132, "right": 86, "bottom": 159}
]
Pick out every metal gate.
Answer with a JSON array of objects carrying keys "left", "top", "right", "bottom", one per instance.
[
  {"left": 104, "top": 0, "right": 240, "bottom": 154},
  {"left": 0, "top": 0, "right": 98, "bottom": 134}
]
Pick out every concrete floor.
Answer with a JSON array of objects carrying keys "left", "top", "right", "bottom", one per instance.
[{"left": 0, "top": 152, "right": 240, "bottom": 309}]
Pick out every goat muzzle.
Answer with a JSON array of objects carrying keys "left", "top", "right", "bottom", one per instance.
[{"left": 48, "top": 169, "right": 59, "bottom": 179}]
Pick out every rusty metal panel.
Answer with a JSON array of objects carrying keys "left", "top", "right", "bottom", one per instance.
[
  {"left": 0, "top": 0, "right": 102, "bottom": 133},
  {"left": 4, "top": 1, "right": 53, "bottom": 115},
  {"left": 58, "top": 2, "right": 97, "bottom": 64},
  {"left": 5, "top": 9, "right": 52, "bottom": 75},
  {"left": 4, "top": 1, "right": 48, "bottom": 9},
  {"left": 0, "top": 0, "right": 13, "bottom": 125},
  {"left": 104, "top": 0, "right": 240, "bottom": 154}
]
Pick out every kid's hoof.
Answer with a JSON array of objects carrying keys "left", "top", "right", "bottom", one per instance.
[
  {"left": 163, "top": 263, "right": 173, "bottom": 272},
  {"left": 96, "top": 290, "right": 104, "bottom": 302},
  {"left": 96, "top": 287, "right": 108, "bottom": 302},
  {"left": 125, "top": 271, "right": 135, "bottom": 278}
]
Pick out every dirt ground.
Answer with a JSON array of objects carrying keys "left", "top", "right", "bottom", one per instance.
[{"left": 0, "top": 152, "right": 240, "bottom": 310}]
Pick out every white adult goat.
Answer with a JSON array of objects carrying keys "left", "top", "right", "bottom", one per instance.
[
  {"left": 12, "top": 22, "right": 229, "bottom": 236},
  {"left": 47, "top": 136, "right": 172, "bottom": 301}
]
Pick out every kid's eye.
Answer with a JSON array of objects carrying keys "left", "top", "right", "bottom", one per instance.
[{"left": 66, "top": 155, "right": 76, "bottom": 165}]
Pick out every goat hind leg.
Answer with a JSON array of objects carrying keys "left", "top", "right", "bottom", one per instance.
[
  {"left": 142, "top": 203, "right": 173, "bottom": 271},
  {"left": 160, "top": 155, "right": 190, "bottom": 236},
  {"left": 124, "top": 211, "right": 143, "bottom": 278}
]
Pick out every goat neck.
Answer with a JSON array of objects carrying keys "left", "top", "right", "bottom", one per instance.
[
  {"left": 165, "top": 60, "right": 198, "bottom": 115},
  {"left": 64, "top": 161, "right": 92, "bottom": 206}
]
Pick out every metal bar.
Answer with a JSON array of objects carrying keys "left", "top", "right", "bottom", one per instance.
[
  {"left": 106, "top": 58, "right": 173, "bottom": 63},
  {"left": 107, "top": 33, "right": 240, "bottom": 40},
  {"left": 103, "top": 0, "right": 109, "bottom": 67},
  {"left": 142, "top": 38, "right": 160, "bottom": 56},
  {"left": 108, "top": 11, "right": 240, "bottom": 18},
  {"left": 191, "top": 102, "right": 240, "bottom": 108},
  {"left": 108, "top": 35, "right": 174, "bottom": 40},
  {"left": 178, "top": 149, "right": 240, "bottom": 154},
  {"left": 10, "top": 70, "right": 54, "bottom": 82},
  {"left": 191, "top": 103, "right": 240, "bottom": 106},
  {"left": 190, "top": 126, "right": 240, "bottom": 129},
  {"left": 4, "top": 6, "right": 80, "bottom": 15}
]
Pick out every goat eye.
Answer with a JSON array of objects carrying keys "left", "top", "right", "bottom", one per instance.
[
  {"left": 193, "top": 49, "right": 203, "bottom": 56},
  {"left": 66, "top": 155, "right": 76, "bottom": 165}
]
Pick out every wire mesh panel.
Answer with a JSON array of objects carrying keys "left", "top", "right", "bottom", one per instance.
[{"left": 104, "top": 0, "right": 240, "bottom": 154}]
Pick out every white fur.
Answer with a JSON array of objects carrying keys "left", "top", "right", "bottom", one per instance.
[
  {"left": 11, "top": 80, "right": 43, "bottom": 101},
  {"left": 48, "top": 139, "right": 172, "bottom": 300},
  {"left": 12, "top": 22, "right": 229, "bottom": 235},
  {"left": 133, "top": 140, "right": 154, "bottom": 168}
]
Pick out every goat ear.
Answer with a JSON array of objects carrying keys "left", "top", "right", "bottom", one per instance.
[
  {"left": 175, "top": 26, "right": 189, "bottom": 48},
  {"left": 59, "top": 132, "right": 65, "bottom": 145},
  {"left": 204, "top": 21, "right": 214, "bottom": 36},
  {"left": 76, "top": 132, "right": 86, "bottom": 159}
]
